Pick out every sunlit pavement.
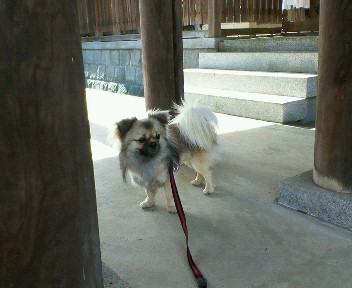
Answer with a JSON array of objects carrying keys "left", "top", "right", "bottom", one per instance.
[{"left": 86, "top": 88, "right": 352, "bottom": 288}]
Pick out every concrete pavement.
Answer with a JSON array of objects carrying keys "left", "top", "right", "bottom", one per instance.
[{"left": 86, "top": 89, "right": 352, "bottom": 288}]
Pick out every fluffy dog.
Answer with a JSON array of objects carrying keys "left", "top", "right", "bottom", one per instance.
[{"left": 113, "top": 102, "right": 218, "bottom": 213}]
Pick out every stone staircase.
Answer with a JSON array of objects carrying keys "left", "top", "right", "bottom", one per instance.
[{"left": 184, "top": 36, "right": 319, "bottom": 123}]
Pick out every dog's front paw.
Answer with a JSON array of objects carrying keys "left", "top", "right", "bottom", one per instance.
[
  {"left": 167, "top": 206, "right": 177, "bottom": 214},
  {"left": 140, "top": 200, "right": 155, "bottom": 209},
  {"left": 203, "top": 188, "right": 214, "bottom": 195}
]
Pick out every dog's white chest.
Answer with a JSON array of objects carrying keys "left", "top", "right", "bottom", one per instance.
[{"left": 128, "top": 156, "right": 168, "bottom": 189}]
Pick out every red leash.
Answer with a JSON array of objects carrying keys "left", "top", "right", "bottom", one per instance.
[{"left": 169, "top": 169, "right": 207, "bottom": 288}]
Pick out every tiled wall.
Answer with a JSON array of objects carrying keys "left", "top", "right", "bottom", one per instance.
[
  {"left": 82, "top": 42, "right": 144, "bottom": 96},
  {"left": 81, "top": 38, "right": 218, "bottom": 96}
]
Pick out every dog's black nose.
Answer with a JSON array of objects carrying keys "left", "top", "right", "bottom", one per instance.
[{"left": 149, "top": 142, "right": 157, "bottom": 148}]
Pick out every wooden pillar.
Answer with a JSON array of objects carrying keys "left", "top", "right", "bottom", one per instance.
[
  {"left": 140, "top": 0, "right": 184, "bottom": 110},
  {"left": 208, "top": 0, "right": 222, "bottom": 38},
  {"left": 0, "top": 1, "right": 104, "bottom": 287},
  {"left": 313, "top": 0, "right": 352, "bottom": 193}
]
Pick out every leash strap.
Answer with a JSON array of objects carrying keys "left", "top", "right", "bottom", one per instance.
[{"left": 169, "top": 169, "right": 207, "bottom": 288}]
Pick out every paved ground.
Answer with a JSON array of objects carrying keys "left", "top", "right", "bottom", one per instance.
[{"left": 86, "top": 89, "right": 352, "bottom": 288}]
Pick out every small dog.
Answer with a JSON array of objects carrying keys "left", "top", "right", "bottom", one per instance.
[{"left": 113, "top": 102, "right": 218, "bottom": 213}]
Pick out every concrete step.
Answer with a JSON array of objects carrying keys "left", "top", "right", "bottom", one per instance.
[
  {"left": 222, "top": 36, "right": 319, "bottom": 52},
  {"left": 199, "top": 52, "right": 318, "bottom": 74},
  {"left": 184, "top": 86, "right": 308, "bottom": 123},
  {"left": 184, "top": 68, "right": 317, "bottom": 98}
]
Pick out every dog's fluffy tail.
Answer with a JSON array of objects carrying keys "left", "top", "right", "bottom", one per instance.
[{"left": 170, "top": 101, "right": 218, "bottom": 150}]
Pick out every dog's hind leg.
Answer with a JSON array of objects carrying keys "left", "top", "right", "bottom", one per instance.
[
  {"left": 140, "top": 188, "right": 156, "bottom": 209},
  {"left": 191, "top": 172, "right": 204, "bottom": 186},
  {"left": 163, "top": 179, "right": 177, "bottom": 214},
  {"left": 198, "top": 168, "right": 214, "bottom": 195},
  {"left": 184, "top": 159, "right": 204, "bottom": 186},
  {"left": 190, "top": 153, "right": 215, "bottom": 195}
]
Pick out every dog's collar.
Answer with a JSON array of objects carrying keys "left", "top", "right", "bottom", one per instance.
[{"left": 172, "top": 162, "right": 180, "bottom": 171}]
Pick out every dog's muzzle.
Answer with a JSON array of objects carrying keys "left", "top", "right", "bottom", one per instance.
[{"left": 140, "top": 141, "right": 160, "bottom": 157}]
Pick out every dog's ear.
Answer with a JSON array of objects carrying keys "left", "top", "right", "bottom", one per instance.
[
  {"left": 148, "top": 110, "right": 169, "bottom": 126},
  {"left": 115, "top": 117, "right": 137, "bottom": 140}
]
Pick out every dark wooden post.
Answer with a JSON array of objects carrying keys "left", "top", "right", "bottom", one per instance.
[
  {"left": 140, "top": 0, "right": 184, "bottom": 110},
  {"left": 0, "top": 1, "right": 104, "bottom": 287},
  {"left": 208, "top": 0, "right": 222, "bottom": 38},
  {"left": 313, "top": 0, "right": 352, "bottom": 193}
]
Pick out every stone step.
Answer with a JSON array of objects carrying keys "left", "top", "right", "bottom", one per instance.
[
  {"left": 199, "top": 52, "right": 318, "bottom": 74},
  {"left": 184, "top": 86, "right": 308, "bottom": 123},
  {"left": 222, "top": 36, "right": 319, "bottom": 52},
  {"left": 184, "top": 69, "right": 317, "bottom": 98}
]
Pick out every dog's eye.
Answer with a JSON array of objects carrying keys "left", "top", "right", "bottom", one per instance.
[
  {"left": 138, "top": 137, "right": 146, "bottom": 143},
  {"left": 156, "top": 132, "right": 160, "bottom": 139}
]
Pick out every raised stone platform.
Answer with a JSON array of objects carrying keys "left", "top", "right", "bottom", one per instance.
[
  {"left": 279, "top": 170, "right": 352, "bottom": 231},
  {"left": 199, "top": 51, "right": 318, "bottom": 74},
  {"left": 184, "top": 68, "right": 317, "bottom": 98},
  {"left": 184, "top": 86, "right": 308, "bottom": 123},
  {"left": 103, "top": 262, "right": 131, "bottom": 288},
  {"left": 223, "top": 36, "right": 319, "bottom": 52}
]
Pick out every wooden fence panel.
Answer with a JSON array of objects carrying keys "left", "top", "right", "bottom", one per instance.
[
  {"left": 265, "top": 0, "right": 270, "bottom": 23},
  {"left": 257, "top": 0, "right": 264, "bottom": 23},
  {"left": 102, "top": 0, "right": 111, "bottom": 32},
  {"left": 110, "top": 0, "right": 117, "bottom": 32},
  {"left": 227, "top": 0, "right": 235, "bottom": 23},
  {"left": 247, "top": 0, "right": 254, "bottom": 22},
  {"left": 271, "top": 0, "right": 279, "bottom": 23},
  {"left": 78, "top": 0, "right": 96, "bottom": 35},
  {"left": 125, "top": 0, "right": 130, "bottom": 31},
  {"left": 78, "top": 0, "right": 284, "bottom": 35},
  {"left": 133, "top": 0, "right": 140, "bottom": 30},
  {"left": 240, "top": 0, "right": 249, "bottom": 22},
  {"left": 221, "top": 0, "right": 227, "bottom": 22},
  {"left": 92, "top": 0, "right": 101, "bottom": 35},
  {"left": 115, "top": 0, "right": 123, "bottom": 32},
  {"left": 273, "top": 0, "right": 280, "bottom": 22},
  {"left": 183, "top": 0, "right": 190, "bottom": 25},
  {"left": 195, "top": 0, "right": 203, "bottom": 24},
  {"left": 252, "top": 0, "right": 259, "bottom": 22},
  {"left": 77, "top": 0, "right": 141, "bottom": 35},
  {"left": 183, "top": 0, "right": 208, "bottom": 25},
  {"left": 258, "top": 0, "right": 266, "bottom": 23},
  {"left": 234, "top": 0, "right": 241, "bottom": 22},
  {"left": 265, "top": 0, "right": 272, "bottom": 23},
  {"left": 203, "top": 0, "right": 209, "bottom": 25},
  {"left": 188, "top": 0, "right": 195, "bottom": 25}
]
